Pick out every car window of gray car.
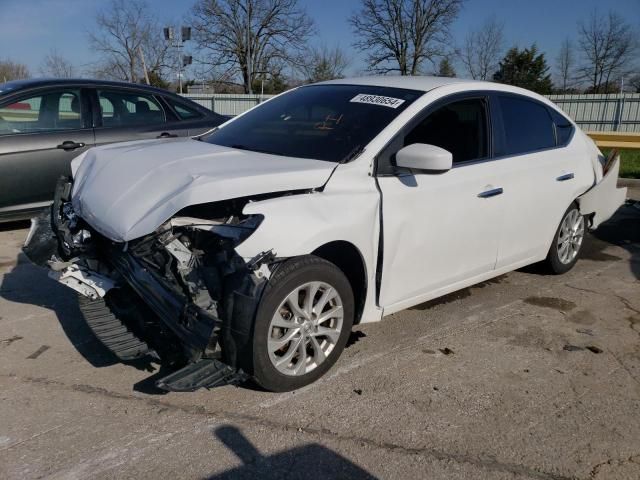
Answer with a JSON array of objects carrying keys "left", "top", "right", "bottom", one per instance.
[
  {"left": 166, "top": 99, "right": 204, "bottom": 120},
  {"left": 97, "top": 89, "right": 166, "bottom": 127},
  {"left": 0, "top": 89, "right": 82, "bottom": 135}
]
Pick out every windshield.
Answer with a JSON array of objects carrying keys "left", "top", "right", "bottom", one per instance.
[{"left": 204, "top": 84, "right": 422, "bottom": 162}]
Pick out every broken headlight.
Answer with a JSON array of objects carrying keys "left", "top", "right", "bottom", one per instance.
[{"left": 169, "top": 214, "right": 264, "bottom": 246}]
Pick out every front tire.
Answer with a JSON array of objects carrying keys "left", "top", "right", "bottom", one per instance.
[
  {"left": 545, "top": 203, "right": 586, "bottom": 274},
  {"left": 249, "top": 255, "right": 354, "bottom": 392}
]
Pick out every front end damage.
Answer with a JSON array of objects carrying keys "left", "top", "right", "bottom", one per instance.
[{"left": 24, "top": 177, "right": 277, "bottom": 392}]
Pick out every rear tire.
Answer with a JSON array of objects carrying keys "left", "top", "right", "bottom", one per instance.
[
  {"left": 545, "top": 203, "right": 586, "bottom": 274},
  {"left": 248, "top": 255, "right": 354, "bottom": 392}
]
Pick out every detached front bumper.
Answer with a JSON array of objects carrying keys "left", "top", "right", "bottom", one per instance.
[
  {"left": 106, "top": 243, "right": 218, "bottom": 361},
  {"left": 22, "top": 178, "right": 266, "bottom": 391}
]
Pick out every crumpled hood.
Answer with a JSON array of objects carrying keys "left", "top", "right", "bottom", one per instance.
[{"left": 71, "top": 138, "right": 336, "bottom": 242}]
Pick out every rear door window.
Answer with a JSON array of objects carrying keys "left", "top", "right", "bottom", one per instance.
[
  {"left": 0, "top": 89, "right": 83, "bottom": 135},
  {"left": 498, "top": 96, "right": 555, "bottom": 155},
  {"left": 404, "top": 97, "right": 489, "bottom": 164},
  {"left": 97, "top": 90, "right": 165, "bottom": 127}
]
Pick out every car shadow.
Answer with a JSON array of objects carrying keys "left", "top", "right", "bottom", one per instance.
[
  {"left": 0, "top": 253, "right": 120, "bottom": 367},
  {"left": 517, "top": 200, "right": 639, "bottom": 280},
  {"left": 0, "top": 220, "right": 31, "bottom": 232},
  {"left": 207, "top": 425, "right": 377, "bottom": 479},
  {"left": 132, "top": 363, "right": 177, "bottom": 395},
  {"left": 588, "top": 200, "right": 640, "bottom": 280}
]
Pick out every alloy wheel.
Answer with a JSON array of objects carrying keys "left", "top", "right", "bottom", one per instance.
[
  {"left": 267, "top": 281, "right": 344, "bottom": 376},
  {"left": 557, "top": 209, "right": 585, "bottom": 264}
]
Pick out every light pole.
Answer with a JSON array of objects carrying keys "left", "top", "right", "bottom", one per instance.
[
  {"left": 247, "top": 7, "right": 252, "bottom": 95},
  {"left": 164, "top": 26, "right": 192, "bottom": 94},
  {"left": 253, "top": 70, "right": 269, "bottom": 99}
]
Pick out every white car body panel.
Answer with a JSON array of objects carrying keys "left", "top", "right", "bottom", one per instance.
[
  {"left": 48, "top": 264, "right": 115, "bottom": 300},
  {"left": 377, "top": 160, "right": 504, "bottom": 308},
  {"left": 237, "top": 158, "right": 384, "bottom": 323},
  {"left": 578, "top": 155, "right": 627, "bottom": 229},
  {"left": 494, "top": 137, "right": 595, "bottom": 269},
  {"left": 65, "top": 76, "right": 626, "bottom": 325},
  {"left": 70, "top": 138, "right": 336, "bottom": 242}
]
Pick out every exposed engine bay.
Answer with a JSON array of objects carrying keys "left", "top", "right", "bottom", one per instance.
[{"left": 24, "top": 177, "right": 278, "bottom": 392}]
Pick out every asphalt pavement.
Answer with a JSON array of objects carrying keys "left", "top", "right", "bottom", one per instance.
[{"left": 0, "top": 186, "right": 639, "bottom": 479}]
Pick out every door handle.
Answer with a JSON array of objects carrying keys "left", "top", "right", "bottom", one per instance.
[
  {"left": 157, "top": 132, "right": 178, "bottom": 138},
  {"left": 556, "top": 173, "right": 575, "bottom": 182},
  {"left": 477, "top": 187, "right": 503, "bottom": 198},
  {"left": 56, "top": 141, "right": 85, "bottom": 151}
]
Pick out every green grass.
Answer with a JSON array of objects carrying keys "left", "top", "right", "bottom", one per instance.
[{"left": 601, "top": 149, "right": 640, "bottom": 179}]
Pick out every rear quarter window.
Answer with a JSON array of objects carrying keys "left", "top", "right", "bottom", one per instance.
[
  {"left": 549, "top": 108, "right": 574, "bottom": 147},
  {"left": 167, "top": 99, "right": 204, "bottom": 120},
  {"left": 498, "top": 95, "right": 555, "bottom": 155}
]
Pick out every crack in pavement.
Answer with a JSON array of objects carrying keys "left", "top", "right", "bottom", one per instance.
[
  {"left": 615, "top": 294, "right": 640, "bottom": 316},
  {"left": 563, "top": 284, "right": 606, "bottom": 296},
  {"left": 607, "top": 351, "right": 640, "bottom": 389},
  {"left": 2, "top": 373, "right": 575, "bottom": 480},
  {"left": 589, "top": 453, "right": 640, "bottom": 478}
]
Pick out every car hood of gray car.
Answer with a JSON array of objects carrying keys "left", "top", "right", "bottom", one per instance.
[{"left": 70, "top": 138, "right": 337, "bottom": 242}]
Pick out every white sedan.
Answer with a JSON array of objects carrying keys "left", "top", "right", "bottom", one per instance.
[{"left": 24, "top": 76, "right": 626, "bottom": 392}]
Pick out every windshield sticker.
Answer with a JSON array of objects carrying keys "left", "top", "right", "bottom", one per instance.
[{"left": 350, "top": 94, "right": 405, "bottom": 109}]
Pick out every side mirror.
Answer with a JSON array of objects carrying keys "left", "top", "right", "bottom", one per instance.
[{"left": 395, "top": 143, "right": 452, "bottom": 173}]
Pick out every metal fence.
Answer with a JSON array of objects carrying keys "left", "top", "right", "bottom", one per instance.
[
  {"left": 548, "top": 93, "right": 640, "bottom": 132},
  {"left": 181, "top": 93, "right": 274, "bottom": 117},
  {"left": 182, "top": 92, "right": 640, "bottom": 132}
]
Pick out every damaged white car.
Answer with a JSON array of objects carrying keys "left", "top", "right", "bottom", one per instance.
[{"left": 24, "top": 77, "right": 626, "bottom": 392}]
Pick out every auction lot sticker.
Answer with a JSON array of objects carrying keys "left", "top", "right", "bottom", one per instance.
[{"left": 350, "top": 94, "right": 406, "bottom": 109}]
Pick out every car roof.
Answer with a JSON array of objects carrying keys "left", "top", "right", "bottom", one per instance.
[
  {"left": 316, "top": 75, "right": 483, "bottom": 92},
  {"left": 0, "top": 77, "right": 221, "bottom": 118},
  {"left": 314, "top": 75, "right": 567, "bottom": 116},
  {"left": 0, "top": 78, "right": 179, "bottom": 97}
]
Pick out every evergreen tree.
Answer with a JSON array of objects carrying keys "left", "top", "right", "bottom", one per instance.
[
  {"left": 493, "top": 45, "right": 553, "bottom": 94},
  {"left": 437, "top": 58, "right": 456, "bottom": 77}
]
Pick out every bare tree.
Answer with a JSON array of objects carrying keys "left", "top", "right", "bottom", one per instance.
[
  {"left": 191, "top": 0, "right": 314, "bottom": 93},
  {"left": 459, "top": 16, "right": 503, "bottom": 80},
  {"left": 299, "top": 45, "right": 349, "bottom": 83},
  {"left": 577, "top": 10, "right": 637, "bottom": 93},
  {"left": 39, "top": 49, "right": 76, "bottom": 78},
  {"left": 0, "top": 59, "right": 29, "bottom": 83},
  {"left": 88, "top": 0, "right": 169, "bottom": 82},
  {"left": 349, "top": 0, "right": 464, "bottom": 75},
  {"left": 554, "top": 38, "right": 576, "bottom": 92}
]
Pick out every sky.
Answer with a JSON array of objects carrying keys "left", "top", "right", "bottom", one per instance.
[{"left": 0, "top": 0, "right": 638, "bottom": 80}]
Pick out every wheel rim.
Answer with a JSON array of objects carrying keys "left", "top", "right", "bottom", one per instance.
[
  {"left": 557, "top": 208, "right": 585, "bottom": 265},
  {"left": 267, "top": 281, "right": 344, "bottom": 376}
]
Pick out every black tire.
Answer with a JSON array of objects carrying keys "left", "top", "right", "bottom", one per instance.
[
  {"left": 545, "top": 203, "right": 586, "bottom": 275},
  {"left": 248, "top": 255, "right": 354, "bottom": 392}
]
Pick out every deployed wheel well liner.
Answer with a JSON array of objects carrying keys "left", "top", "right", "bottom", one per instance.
[{"left": 312, "top": 241, "right": 367, "bottom": 324}]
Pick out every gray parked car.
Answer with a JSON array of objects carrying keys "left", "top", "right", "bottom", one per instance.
[{"left": 0, "top": 78, "right": 225, "bottom": 222}]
